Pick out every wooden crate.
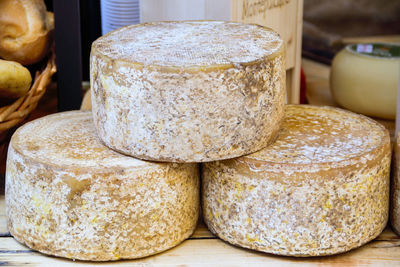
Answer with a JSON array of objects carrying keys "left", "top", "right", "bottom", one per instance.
[{"left": 140, "top": 0, "right": 303, "bottom": 104}]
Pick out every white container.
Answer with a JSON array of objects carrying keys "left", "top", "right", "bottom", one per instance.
[{"left": 100, "top": 0, "right": 140, "bottom": 34}]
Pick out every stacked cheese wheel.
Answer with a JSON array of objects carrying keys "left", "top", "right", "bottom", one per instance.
[
  {"left": 6, "top": 112, "right": 199, "bottom": 261},
  {"left": 203, "top": 105, "right": 390, "bottom": 256},
  {"left": 90, "top": 21, "right": 285, "bottom": 162},
  {"left": 5, "top": 21, "right": 391, "bottom": 261}
]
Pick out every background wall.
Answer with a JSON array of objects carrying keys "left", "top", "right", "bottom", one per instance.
[{"left": 302, "top": 0, "right": 400, "bottom": 63}]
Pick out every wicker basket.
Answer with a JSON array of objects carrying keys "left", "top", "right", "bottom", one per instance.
[{"left": 0, "top": 51, "right": 56, "bottom": 137}]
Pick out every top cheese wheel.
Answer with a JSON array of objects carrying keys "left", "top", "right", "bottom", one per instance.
[
  {"left": 90, "top": 21, "right": 285, "bottom": 162},
  {"left": 6, "top": 111, "right": 199, "bottom": 261},
  {"left": 202, "top": 105, "right": 391, "bottom": 256},
  {"left": 92, "top": 21, "right": 283, "bottom": 68}
]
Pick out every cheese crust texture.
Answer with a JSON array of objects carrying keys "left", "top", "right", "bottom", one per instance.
[
  {"left": 203, "top": 105, "right": 391, "bottom": 256},
  {"left": 90, "top": 21, "right": 285, "bottom": 162},
  {"left": 6, "top": 111, "right": 199, "bottom": 261},
  {"left": 391, "top": 135, "right": 400, "bottom": 235}
]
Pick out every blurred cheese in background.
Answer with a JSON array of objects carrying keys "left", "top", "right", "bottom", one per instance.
[{"left": 330, "top": 43, "right": 400, "bottom": 120}]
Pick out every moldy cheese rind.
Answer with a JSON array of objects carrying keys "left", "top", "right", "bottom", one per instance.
[
  {"left": 203, "top": 105, "right": 391, "bottom": 256},
  {"left": 90, "top": 21, "right": 285, "bottom": 162},
  {"left": 391, "top": 134, "right": 400, "bottom": 235},
  {"left": 6, "top": 111, "right": 199, "bottom": 261}
]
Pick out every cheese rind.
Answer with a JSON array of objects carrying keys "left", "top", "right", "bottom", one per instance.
[
  {"left": 6, "top": 111, "right": 199, "bottom": 261},
  {"left": 391, "top": 134, "right": 400, "bottom": 235},
  {"left": 90, "top": 21, "right": 285, "bottom": 162},
  {"left": 203, "top": 105, "right": 391, "bottom": 256}
]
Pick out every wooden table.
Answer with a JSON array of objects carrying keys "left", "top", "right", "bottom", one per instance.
[{"left": 0, "top": 59, "right": 399, "bottom": 266}]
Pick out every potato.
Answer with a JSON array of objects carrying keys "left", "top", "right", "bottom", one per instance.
[{"left": 0, "top": 59, "right": 32, "bottom": 99}]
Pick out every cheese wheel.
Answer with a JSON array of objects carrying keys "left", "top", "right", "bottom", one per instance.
[
  {"left": 203, "top": 105, "right": 390, "bottom": 256},
  {"left": 330, "top": 43, "right": 400, "bottom": 120},
  {"left": 392, "top": 134, "right": 400, "bottom": 235},
  {"left": 90, "top": 21, "right": 285, "bottom": 162},
  {"left": 5, "top": 111, "right": 199, "bottom": 261}
]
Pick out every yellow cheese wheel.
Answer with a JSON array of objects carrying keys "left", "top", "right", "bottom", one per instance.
[
  {"left": 203, "top": 105, "right": 391, "bottom": 256},
  {"left": 330, "top": 43, "right": 400, "bottom": 120},
  {"left": 6, "top": 111, "right": 199, "bottom": 261}
]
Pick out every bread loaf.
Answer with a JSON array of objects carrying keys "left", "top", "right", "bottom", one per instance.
[
  {"left": 203, "top": 105, "right": 391, "bottom": 256},
  {"left": 6, "top": 111, "right": 199, "bottom": 261},
  {"left": 90, "top": 21, "right": 285, "bottom": 162},
  {"left": 0, "top": 0, "right": 54, "bottom": 65}
]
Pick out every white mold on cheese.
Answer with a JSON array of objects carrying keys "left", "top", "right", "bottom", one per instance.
[
  {"left": 6, "top": 111, "right": 199, "bottom": 261},
  {"left": 90, "top": 21, "right": 285, "bottom": 162},
  {"left": 203, "top": 105, "right": 391, "bottom": 256}
]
